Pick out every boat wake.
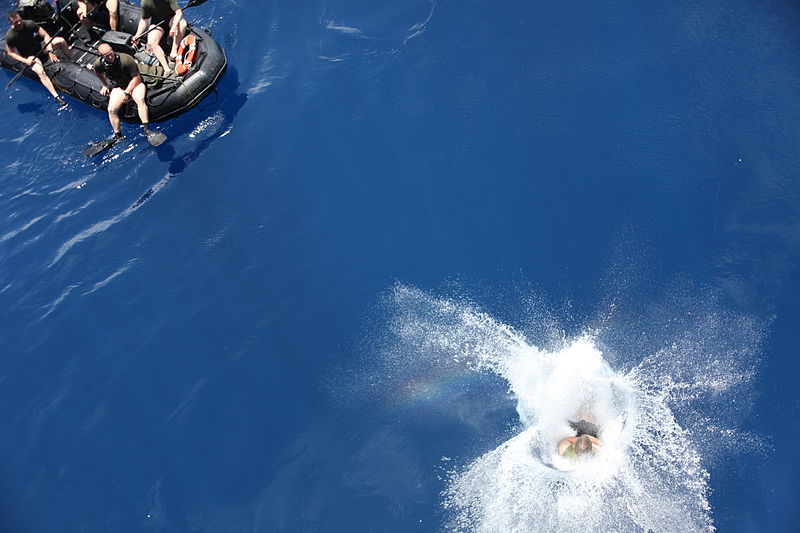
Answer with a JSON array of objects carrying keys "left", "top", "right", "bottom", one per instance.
[{"left": 383, "top": 284, "right": 762, "bottom": 532}]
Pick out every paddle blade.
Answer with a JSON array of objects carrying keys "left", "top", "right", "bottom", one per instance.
[
  {"left": 183, "top": 0, "right": 210, "bottom": 9},
  {"left": 5, "top": 68, "right": 26, "bottom": 90}
]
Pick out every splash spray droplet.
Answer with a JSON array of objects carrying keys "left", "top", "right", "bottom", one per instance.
[{"left": 384, "top": 285, "right": 760, "bottom": 532}]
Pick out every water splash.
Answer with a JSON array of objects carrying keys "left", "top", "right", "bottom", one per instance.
[
  {"left": 189, "top": 111, "right": 228, "bottom": 140},
  {"left": 384, "top": 285, "right": 761, "bottom": 532}
]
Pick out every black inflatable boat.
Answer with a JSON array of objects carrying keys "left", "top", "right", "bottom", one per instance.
[{"left": 0, "top": 0, "right": 226, "bottom": 123}]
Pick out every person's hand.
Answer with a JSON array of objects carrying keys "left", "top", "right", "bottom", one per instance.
[
  {"left": 25, "top": 55, "right": 36, "bottom": 65},
  {"left": 48, "top": 50, "right": 59, "bottom": 63},
  {"left": 169, "top": 26, "right": 177, "bottom": 38},
  {"left": 99, "top": 85, "right": 109, "bottom": 96}
]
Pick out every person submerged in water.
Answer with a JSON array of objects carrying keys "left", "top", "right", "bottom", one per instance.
[{"left": 558, "top": 419, "right": 603, "bottom": 460}]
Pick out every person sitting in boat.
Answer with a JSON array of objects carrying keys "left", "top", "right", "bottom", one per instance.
[
  {"left": 93, "top": 43, "right": 163, "bottom": 143},
  {"left": 4, "top": 10, "right": 73, "bottom": 107},
  {"left": 557, "top": 419, "right": 603, "bottom": 460},
  {"left": 132, "top": 0, "right": 187, "bottom": 75},
  {"left": 76, "top": 0, "right": 120, "bottom": 33}
]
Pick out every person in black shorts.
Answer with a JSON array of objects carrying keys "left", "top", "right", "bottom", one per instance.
[
  {"left": 132, "top": 0, "right": 187, "bottom": 75},
  {"left": 76, "top": 0, "right": 120, "bottom": 32},
  {"left": 5, "top": 10, "right": 73, "bottom": 107},
  {"left": 93, "top": 42, "right": 159, "bottom": 140}
]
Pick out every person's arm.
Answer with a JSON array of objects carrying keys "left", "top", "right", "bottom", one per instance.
[
  {"left": 133, "top": 15, "right": 150, "bottom": 41},
  {"left": 36, "top": 25, "right": 50, "bottom": 42},
  {"left": 35, "top": 26, "right": 59, "bottom": 62},
  {"left": 4, "top": 44, "right": 34, "bottom": 65},
  {"left": 122, "top": 73, "right": 142, "bottom": 100},
  {"left": 94, "top": 70, "right": 111, "bottom": 95},
  {"left": 169, "top": 8, "right": 183, "bottom": 38},
  {"left": 588, "top": 436, "right": 603, "bottom": 452},
  {"left": 557, "top": 436, "right": 577, "bottom": 455}
]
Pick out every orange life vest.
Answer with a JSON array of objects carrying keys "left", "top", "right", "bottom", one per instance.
[{"left": 175, "top": 34, "right": 197, "bottom": 76}]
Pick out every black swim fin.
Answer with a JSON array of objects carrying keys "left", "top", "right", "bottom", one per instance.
[
  {"left": 83, "top": 134, "right": 121, "bottom": 157},
  {"left": 146, "top": 130, "right": 167, "bottom": 147}
]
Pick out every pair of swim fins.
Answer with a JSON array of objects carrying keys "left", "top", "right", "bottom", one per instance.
[{"left": 83, "top": 129, "right": 167, "bottom": 157}]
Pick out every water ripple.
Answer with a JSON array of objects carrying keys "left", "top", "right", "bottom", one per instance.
[
  {"left": 0, "top": 214, "right": 47, "bottom": 244},
  {"left": 37, "top": 283, "right": 80, "bottom": 322},
  {"left": 48, "top": 172, "right": 170, "bottom": 268},
  {"left": 404, "top": 0, "right": 436, "bottom": 44},
  {"left": 82, "top": 260, "right": 136, "bottom": 296}
]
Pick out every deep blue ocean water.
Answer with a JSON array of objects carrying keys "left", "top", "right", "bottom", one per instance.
[{"left": 1, "top": 0, "right": 799, "bottom": 531}]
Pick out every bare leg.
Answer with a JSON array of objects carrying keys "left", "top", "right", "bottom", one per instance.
[
  {"left": 147, "top": 26, "right": 170, "bottom": 72},
  {"left": 107, "top": 87, "right": 126, "bottom": 134},
  {"left": 31, "top": 60, "right": 59, "bottom": 98},
  {"left": 169, "top": 17, "right": 188, "bottom": 58},
  {"left": 51, "top": 37, "right": 74, "bottom": 61},
  {"left": 77, "top": 1, "right": 93, "bottom": 27},
  {"left": 131, "top": 83, "right": 149, "bottom": 124},
  {"left": 106, "top": 0, "right": 118, "bottom": 31}
]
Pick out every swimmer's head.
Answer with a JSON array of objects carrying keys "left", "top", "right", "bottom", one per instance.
[{"left": 574, "top": 435, "right": 594, "bottom": 457}]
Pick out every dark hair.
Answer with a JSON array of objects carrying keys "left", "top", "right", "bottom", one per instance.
[
  {"left": 8, "top": 10, "right": 21, "bottom": 19},
  {"left": 574, "top": 435, "right": 594, "bottom": 457}
]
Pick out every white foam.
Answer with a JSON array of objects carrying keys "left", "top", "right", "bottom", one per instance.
[{"left": 386, "top": 285, "right": 757, "bottom": 532}]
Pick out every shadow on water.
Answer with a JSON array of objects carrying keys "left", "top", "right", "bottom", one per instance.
[
  {"left": 40, "top": 68, "right": 249, "bottom": 270},
  {"left": 17, "top": 101, "right": 46, "bottom": 115},
  {"left": 132, "top": 67, "right": 247, "bottom": 208}
]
